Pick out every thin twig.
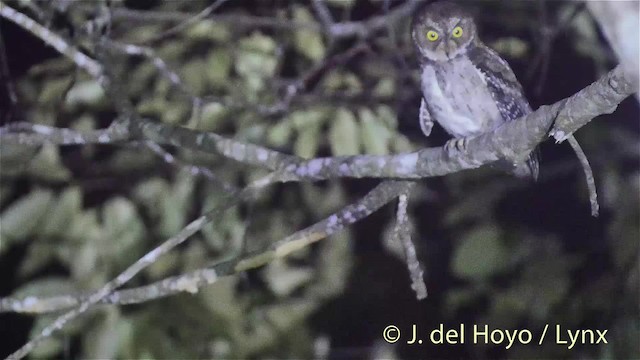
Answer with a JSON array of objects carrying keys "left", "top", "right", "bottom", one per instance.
[
  {"left": 0, "top": 3, "right": 103, "bottom": 79},
  {"left": 394, "top": 184, "right": 427, "bottom": 300},
  {"left": 311, "top": 0, "right": 335, "bottom": 30},
  {"left": 101, "top": 2, "right": 421, "bottom": 39},
  {"left": 145, "top": 141, "right": 237, "bottom": 192},
  {"left": 567, "top": 135, "right": 599, "bottom": 217},
  {"left": 138, "top": 0, "right": 229, "bottom": 45}
]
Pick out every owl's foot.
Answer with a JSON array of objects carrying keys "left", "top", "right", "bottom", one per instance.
[{"left": 444, "top": 137, "right": 468, "bottom": 156}]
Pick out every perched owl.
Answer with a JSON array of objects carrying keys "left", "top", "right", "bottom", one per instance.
[{"left": 411, "top": 1, "right": 539, "bottom": 180}]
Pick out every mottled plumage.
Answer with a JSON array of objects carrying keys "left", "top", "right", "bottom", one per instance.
[{"left": 411, "top": 1, "right": 539, "bottom": 179}]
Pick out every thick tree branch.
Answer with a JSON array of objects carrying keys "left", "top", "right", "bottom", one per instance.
[{"left": 2, "top": 67, "right": 634, "bottom": 183}]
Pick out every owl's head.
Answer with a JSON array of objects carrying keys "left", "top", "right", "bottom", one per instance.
[{"left": 411, "top": 1, "right": 477, "bottom": 62}]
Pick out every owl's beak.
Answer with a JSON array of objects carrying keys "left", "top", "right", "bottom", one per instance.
[{"left": 445, "top": 40, "right": 456, "bottom": 58}]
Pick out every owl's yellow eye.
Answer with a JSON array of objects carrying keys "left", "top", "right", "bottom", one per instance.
[
  {"left": 452, "top": 26, "right": 463, "bottom": 38},
  {"left": 426, "top": 30, "right": 439, "bottom": 41}
]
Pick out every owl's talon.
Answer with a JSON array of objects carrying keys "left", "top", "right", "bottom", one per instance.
[{"left": 444, "top": 138, "right": 467, "bottom": 156}]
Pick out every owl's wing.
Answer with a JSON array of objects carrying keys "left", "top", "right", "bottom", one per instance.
[
  {"left": 468, "top": 44, "right": 532, "bottom": 121},
  {"left": 419, "top": 98, "right": 434, "bottom": 137},
  {"left": 469, "top": 44, "right": 540, "bottom": 180}
]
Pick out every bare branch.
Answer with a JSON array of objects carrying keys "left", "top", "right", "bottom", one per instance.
[
  {"left": 1, "top": 67, "right": 634, "bottom": 183},
  {"left": 393, "top": 185, "right": 427, "bottom": 300},
  {"left": 567, "top": 136, "right": 599, "bottom": 217},
  {"left": 0, "top": 121, "right": 131, "bottom": 146},
  {"left": 139, "top": 0, "right": 229, "bottom": 44},
  {"left": 144, "top": 141, "right": 238, "bottom": 192},
  {"left": 0, "top": 2, "right": 103, "bottom": 79}
]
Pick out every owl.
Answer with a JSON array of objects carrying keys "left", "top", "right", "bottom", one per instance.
[{"left": 411, "top": 1, "right": 539, "bottom": 180}]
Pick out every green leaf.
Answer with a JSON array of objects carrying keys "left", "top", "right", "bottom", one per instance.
[
  {"left": 199, "top": 102, "right": 228, "bottom": 131},
  {"left": 291, "top": 109, "right": 324, "bottom": 158},
  {"left": 292, "top": 7, "right": 325, "bottom": 61},
  {"left": 201, "top": 276, "right": 243, "bottom": 323},
  {"left": 451, "top": 225, "right": 509, "bottom": 280},
  {"left": 133, "top": 178, "right": 170, "bottom": 219},
  {"left": 294, "top": 123, "right": 321, "bottom": 159},
  {"left": 66, "top": 209, "right": 101, "bottom": 246},
  {"left": 145, "top": 251, "right": 181, "bottom": 280},
  {"left": 157, "top": 41, "right": 186, "bottom": 63},
  {"left": 0, "top": 142, "right": 39, "bottom": 176},
  {"left": 267, "top": 119, "right": 294, "bottom": 147},
  {"left": 128, "top": 61, "right": 158, "bottom": 96},
  {"left": 316, "top": 230, "right": 352, "bottom": 297},
  {"left": 265, "top": 300, "right": 317, "bottom": 330},
  {"left": 83, "top": 308, "right": 128, "bottom": 359},
  {"left": 376, "top": 105, "right": 398, "bottom": 128},
  {"left": 205, "top": 49, "right": 232, "bottom": 87},
  {"left": 38, "top": 76, "right": 72, "bottom": 105},
  {"left": 264, "top": 259, "right": 314, "bottom": 297},
  {"left": 235, "top": 32, "right": 277, "bottom": 79},
  {"left": 329, "top": 109, "right": 360, "bottom": 155},
  {"left": 18, "top": 243, "right": 61, "bottom": 278},
  {"left": 321, "top": 71, "right": 363, "bottom": 95},
  {"left": 373, "top": 78, "right": 396, "bottom": 97},
  {"left": 181, "top": 58, "right": 209, "bottom": 95},
  {"left": 163, "top": 102, "right": 190, "bottom": 125},
  {"left": 122, "top": 25, "right": 165, "bottom": 44},
  {"left": 11, "top": 276, "right": 77, "bottom": 299},
  {"left": 490, "top": 37, "right": 529, "bottom": 59},
  {"left": 26, "top": 144, "right": 72, "bottom": 181},
  {"left": 0, "top": 189, "right": 54, "bottom": 242},
  {"left": 40, "top": 187, "right": 82, "bottom": 237},
  {"left": 102, "top": 197, "right": 145, "bottom": 266},
  {"left": 360, "top": 108, "right": 391, "bottom": 155},
  {"left": 65, "top": 80, "right": 106, "bottom": 109},
  {"left": 187, "top": 19, "right": 230, "bottom": 42}
]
